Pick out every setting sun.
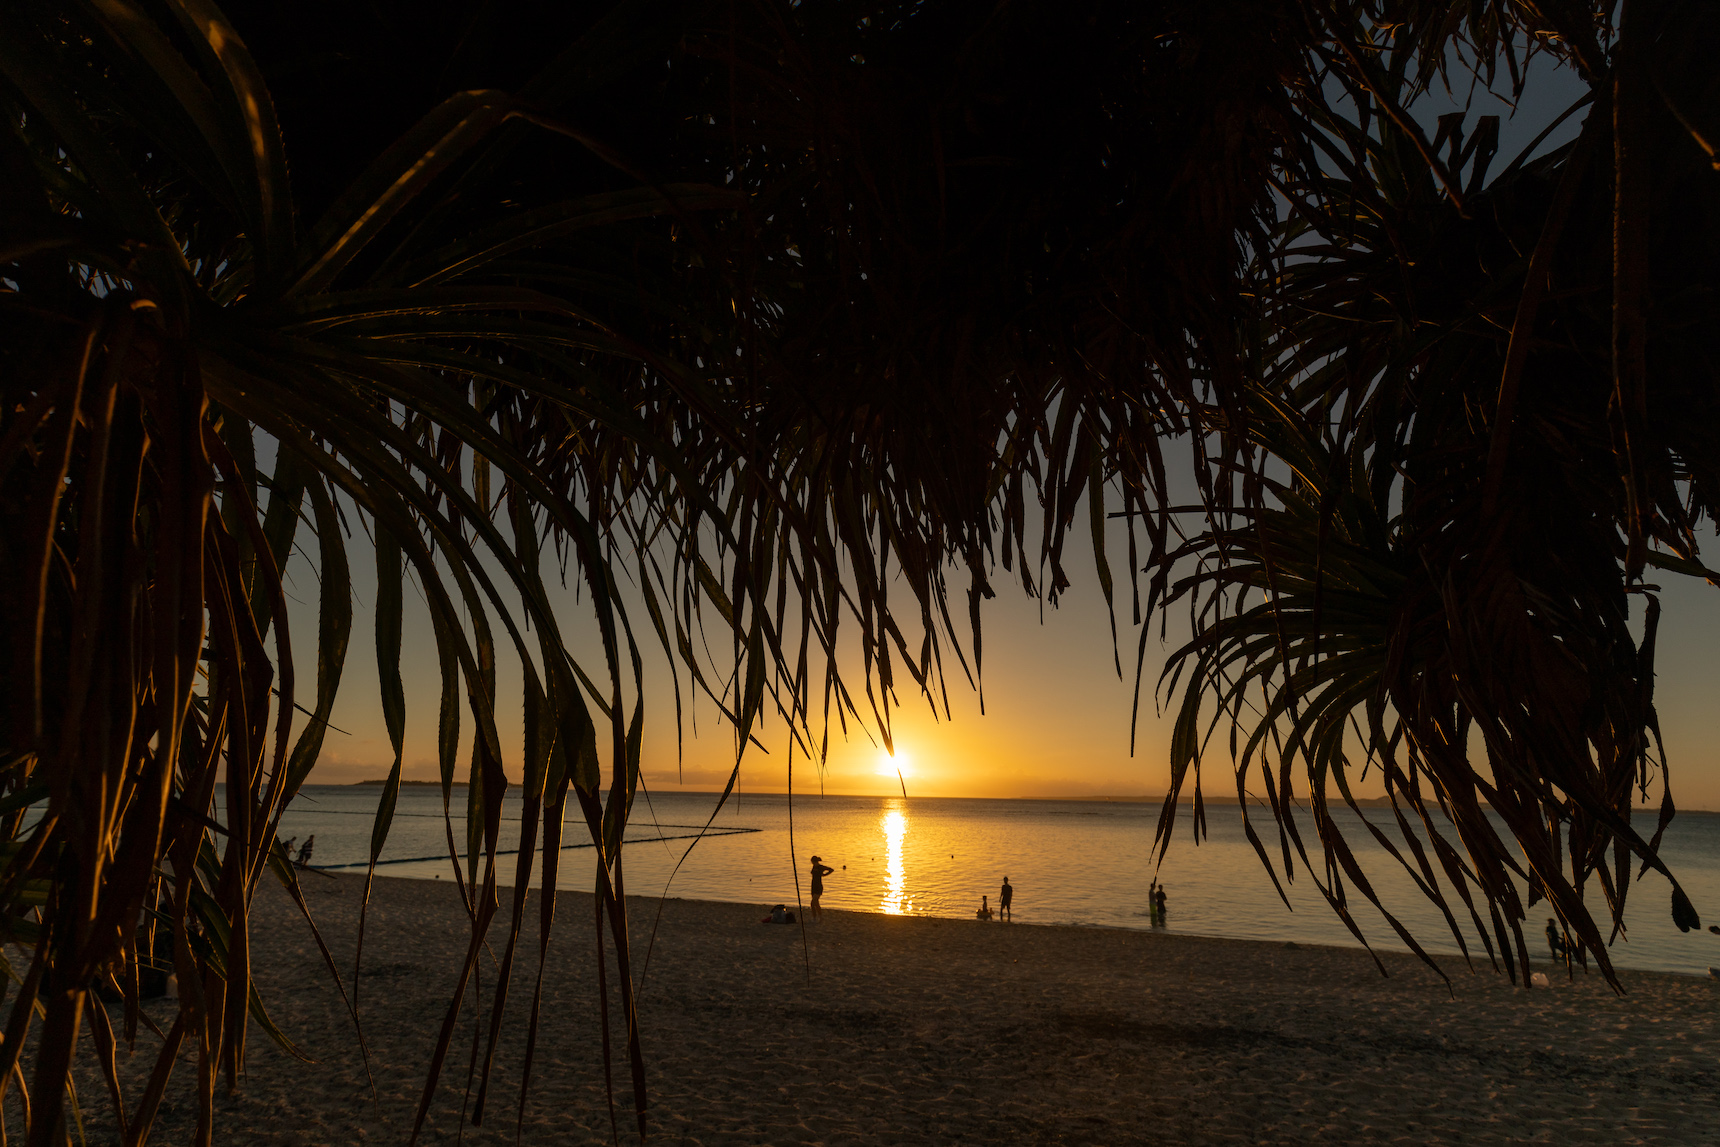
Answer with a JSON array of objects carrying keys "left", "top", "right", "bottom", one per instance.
[{"left": 876, "top": 750, "right": 911, "bottom": 778}]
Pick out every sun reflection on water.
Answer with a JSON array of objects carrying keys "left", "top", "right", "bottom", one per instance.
[{"left": 880, "top": 805, "right": 908, "bottom": 914}]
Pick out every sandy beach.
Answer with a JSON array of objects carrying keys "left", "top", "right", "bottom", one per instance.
[{"left": 77, "top": 871, "right": 1717, "bottom": 1145}]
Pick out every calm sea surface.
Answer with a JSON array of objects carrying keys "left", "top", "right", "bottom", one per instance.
[{"left": 277, "top": 786, "right": 1720, "bottom": 977}]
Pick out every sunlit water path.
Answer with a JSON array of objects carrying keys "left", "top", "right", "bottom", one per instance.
[{"left": 278, "top": 786, "right": 1720, "bottom": 977}]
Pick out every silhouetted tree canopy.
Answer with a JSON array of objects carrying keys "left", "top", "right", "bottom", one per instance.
[{"left": 3, "top": 0, "right": 1717, "bottom": 1140}]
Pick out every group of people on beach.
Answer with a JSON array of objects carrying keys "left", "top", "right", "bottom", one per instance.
[
  {"left": 279, "top": 835, "right": 316, "bottom": 869},
  {"left": 975, "top": 876, "right": 1012, "bottom": 921},
  {"left": 1148, "top": 880, "right": 1168, "bottom": 925},
  {"left": 766, "top": 857, "right": 1179, "bottom": 927},
  {"left": 761, "top": 855, "right": 835, "bottom": 924},
  {"left": 761, "top": 857, "right": 1020, "bottom": 925}
]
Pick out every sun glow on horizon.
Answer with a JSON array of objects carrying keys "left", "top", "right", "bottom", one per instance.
[
  {"left": 875, "top": 750, "right": 911, "bottom": 778},
  {"left": 880, "top": 807, "right": 908, "bottom": 914}
]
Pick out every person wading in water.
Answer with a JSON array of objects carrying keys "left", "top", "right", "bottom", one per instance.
[
  {"left": 809, "top": 855, "right": 834, "bottom": 921},
  {"left": 999, "top": 876, "right": 1013, "bottom": 922}
]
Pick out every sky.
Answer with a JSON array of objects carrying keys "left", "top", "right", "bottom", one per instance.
[
  {"left": 277, "top": 40, "right": 1720, "bottom": 813},
  {"left": 281, "top": 486, "right": 1720, "bottom": 812},
  {"left": 280, "top": 502, "right": 1171, "bottom": 802}
]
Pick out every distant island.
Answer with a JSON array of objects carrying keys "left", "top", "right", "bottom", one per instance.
[
  {"left": 352, "top": 779, "right": 460, "bottom": 786},
  {"left": 1063, "top": 793, "right": 1402, "bottom": 808},
  {"left": 328, "top": 783, "right": 1713, "bottom": 813},
  {"left": 343, "top": 780, "right": 1403, "bottom": 807}
]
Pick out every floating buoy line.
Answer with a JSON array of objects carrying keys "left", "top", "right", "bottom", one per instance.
[{"left": 310, "top": 825, "right": 762, "bottom": 869}]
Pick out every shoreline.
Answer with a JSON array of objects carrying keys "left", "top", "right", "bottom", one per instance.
[
  {"left": 306, "top": 863, "right": 1719, "bottom": 982},
  {"left": 77, "top": 872, "right": 1718, "bottom": 1144}
]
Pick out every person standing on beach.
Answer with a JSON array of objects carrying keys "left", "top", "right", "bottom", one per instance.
[
  {"left": 1545, "top": 917, "right": 1567, "bottom": 964},
  {"left": 999, "top": 876, "right": 1013, "bottom": 922},
  {"left": 809, "top": 855, "right": 834, "bottom": 921}
]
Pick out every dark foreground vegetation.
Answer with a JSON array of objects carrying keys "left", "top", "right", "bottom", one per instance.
[{"left": 2, "top": 1, "right": 1717, "bottom": 1142}]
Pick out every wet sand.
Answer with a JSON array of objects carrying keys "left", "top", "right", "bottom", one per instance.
[{"left": 80, "top": 872, "right": 1718, "bottom": 1144}]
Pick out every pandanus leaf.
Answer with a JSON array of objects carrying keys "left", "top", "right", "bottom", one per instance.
[
  {"left": 8, "top": 3, "right": 1718, "bottom": 1141},
  {"left": 354, "top": 525, "right": 407, "bottom": 1019},
  {"left": 282, "top": 470, "right": 353, "bottom": 797}
]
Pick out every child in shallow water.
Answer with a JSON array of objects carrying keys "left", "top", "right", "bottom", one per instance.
[{"left": 976, "top": 895, "right": 993, "bottom": 920}]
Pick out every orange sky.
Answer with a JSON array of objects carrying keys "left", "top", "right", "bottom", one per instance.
[
  {"left": 268, "top": 61, "right": 1720, "bottom": 814},
  {"left": 285, "top": 511, "right": 1720, "bottom": 813},
  {"left": 289, "top": 545, "right": 1168, "bottom": 802}
]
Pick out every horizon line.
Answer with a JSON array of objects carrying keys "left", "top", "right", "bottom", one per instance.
[{"left": 319, "top": 780, "right": 1719, "bottom": 814}]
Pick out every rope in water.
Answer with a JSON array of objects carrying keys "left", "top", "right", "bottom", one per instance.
[
  {"left": 309, "top": 825, "right": 762, "bottom": 870},
  {"left": 286, "top": 808, "right": 741, "bottom": 828}
]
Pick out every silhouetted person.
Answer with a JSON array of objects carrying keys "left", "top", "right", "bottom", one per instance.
[
  {"left": 281, "top": 836, "right": 296, "bottom": 860},
  {"left": 1545, "top": 917, "right": 1567, "bottom": 963},
  {"left": 976, "top": 895, "right": 993, "bottom": 920},
  {"left": 808, "top": 855, "right": 834, "bottom": 921},
  {"left": 999, "top": 876, "right": 1013, "bottom": 922},
  {"left": 1152, "top": 884, "right": 1168, "bottom": 923},
  {"left": 294, "top": 835, "right": 315, "bottom": 869},
  {"left": 762, "top": 904, "right": 788, "bottom": 924}
]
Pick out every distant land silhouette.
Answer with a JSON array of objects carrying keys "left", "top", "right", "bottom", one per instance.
[
  {"left": 346, "top": 780, "right": 1400, "bottom": 806},
  {"left": 1050, "top": 793, "right": 1402, "bottom": 807},
  {"left": 352, "top": 779, "right": 456, "bottom": 786}
]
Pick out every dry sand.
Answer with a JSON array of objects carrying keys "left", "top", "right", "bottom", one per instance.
[{"left": 77, "top": 872, "right": 1717, "bottom": 1145}]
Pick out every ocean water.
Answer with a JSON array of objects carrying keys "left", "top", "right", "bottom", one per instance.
[{"left": 277, "top": 786, "right": 1720, "bottom": 978}]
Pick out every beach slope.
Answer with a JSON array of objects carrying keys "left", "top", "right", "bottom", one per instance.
[{"left": 81, "top": 873, "right": 1717, "bottom": 1144}]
